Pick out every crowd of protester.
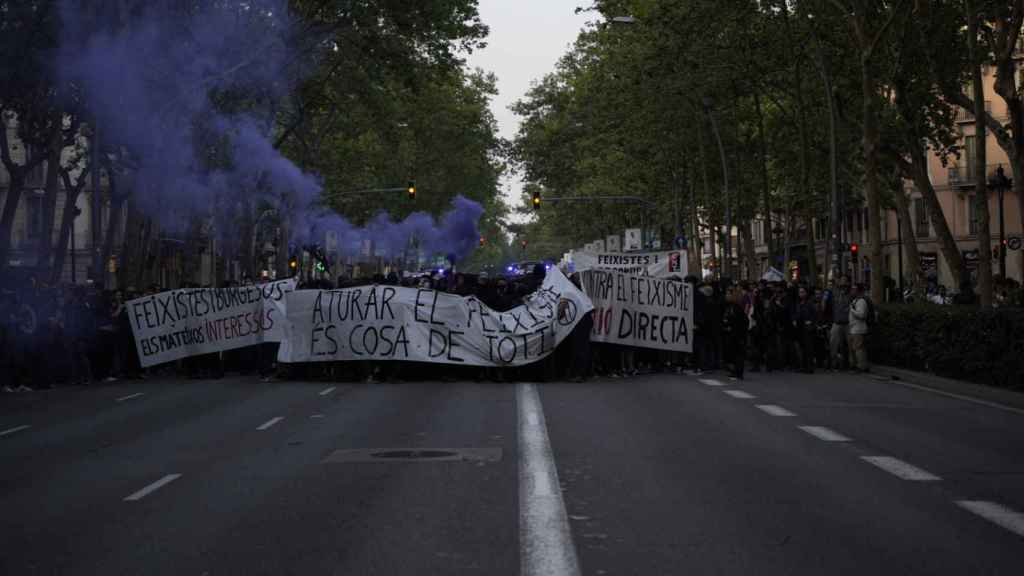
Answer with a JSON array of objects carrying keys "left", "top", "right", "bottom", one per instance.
[{"left": 1, "top": 264, "right": 891, "bottom": 391}]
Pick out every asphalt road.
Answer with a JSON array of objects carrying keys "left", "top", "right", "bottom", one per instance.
[{"left": 1, "top": 368, "right": 1022, "bottom": 575}]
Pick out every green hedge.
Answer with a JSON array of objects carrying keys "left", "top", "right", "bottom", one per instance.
[{"left": 868, "top": 303, "right": 1024, "bottom": 390}]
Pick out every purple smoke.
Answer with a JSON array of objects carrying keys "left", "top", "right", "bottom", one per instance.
[{"left": 56, "top": 0, "right": 482, "bottom": 263}]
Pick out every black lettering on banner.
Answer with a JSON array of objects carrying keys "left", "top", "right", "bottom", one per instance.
[
  {"left": 518, "top": 334, "right": 530, "bottom": 360},
  {"left": 557, "top": 299, "right": 577, "bottom": 326},
  {"left": 364, "top": 288, "right": 378, "bottom": 320},
  {"left": 485, "top": 334, "right": 499, "bottom": 361},
  {"left": 536, "top": 325, "right": 551, "bottom": 354},
  {"left": 381, "top": 287, "right": 397, "bottom": 320},
  {"left": 429, "top": 328, "right": 448, "bottom": 358},
  {"left": 312, "top": 292, "right": 325, "bottom": 324},
  {"left": 362, "top": 325, "right": 379, "bottom": 355},
  {"left": 379, "top": 326, "right": 395, "bottom": 357},
  {"left": 393, "top": 326, "right": 410, "bottom": 358},
  {"left": 510, "top": 312, "right": 528, "bottom": 333},
  {"left": 618, "top": 309, "right": 633, "bottom": 339},
  {"left": 677, "top": 316, "right": 690, "bottom": 346},
  {"left": 414, "top": 289, "right": 431, "bottom": 323},
  {"left": 351, "top": 290, "right": 364, "bottom": 321},
  {"left": 349, "top": 324, "right": 364, "bottom": 356},
  {"left": 447, "top": 330, "right": 465, "bottom": 362},
  {"left": 429, "top": 290, "right": 445, "bottom": 326},
  {"left": 497, "top": 336, "right": 517, "bottom": 363},
  {"left": 637, "top": 312, "right": 650, "bottom": 340}
]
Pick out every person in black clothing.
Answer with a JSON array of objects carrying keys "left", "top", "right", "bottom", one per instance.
[
  {"left": 721, "top": 285, "right": 748, "bottom": 379},
  {"left": 793, "top": 285, "right": 817, "bottom": 373},
  {"left": 769, "top": 285, "right": 790, "bottom": 371}
]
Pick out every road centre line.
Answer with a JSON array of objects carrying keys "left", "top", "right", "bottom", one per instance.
[
  {"left": 956, "top": 501, "right": 1024, "bottom": 538},
  {"left": 124, "top": 474, "right": 182, "bottom": 501},
  {"left": 0, "top": 424, "right": 31, "bottom": 437},
  {"left": 861, "top": 456, "right": 941, "bottom": 481},
  {"left": 257, "top": 416, "right": 284, "bottom": 431},
  {"left": 518, "top": 383, "right": 581, "bottom": 576},
  {"left": 698, "top": 378, "right": 727, "bottom": 387},
  {"left": 116, "top": 392, "right": 145, "bottom": 402},
  {"left": 798, "top": 425, "right": 851, "bottom": 442},
  {"left": 756, "top": 404, "right": 797, "bottom": 417},
  {"left": 723, "top": 390, "right": 755, "bottom": 399},
  {"left": 319, "top": 386, "right": 336, "bottom": 396}
]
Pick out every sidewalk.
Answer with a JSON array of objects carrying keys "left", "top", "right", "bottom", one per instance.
[{"left": 872, "top": 365, "right": 1024, "bottom": 414}]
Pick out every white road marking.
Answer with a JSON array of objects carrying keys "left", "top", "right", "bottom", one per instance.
[
  {"left": 798, "top": 425, "right": 851, "bottom": 442},
  {"left": 123, "top": 474, "right": 182, "bottom": 501},
  {"left": 116, "top": 392, "right": 144, "bottom": 402},
  {"left": 257, "top": 416, "right": 284, "bottom": 430},
  {"left": 956, "top": 501, "right": 1024, "bottom": 538},
  {"left": 723, "top": 390, "right": 755, "bottom": 399},
  {"left": 319, "top": 386, "right": 336, "bottom": 396},
  {"left": 756, "top": 404, "right": 796, "bottom": 417},
  {"left": 861, "top": 456, "right": 941, "bottom": 481},
  {"left": 0, "top": 424, "right": 31, "bottom": 437},
  {"left": 518, "top": 383, "right": 581, "bottom": 576},
  {"left": 698, "top": 378, "right": 726, "bottom": 387}
]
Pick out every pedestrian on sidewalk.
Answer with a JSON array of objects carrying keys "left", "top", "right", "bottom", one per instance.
[
  {"left": 848, "top": 283, "right": 871, "bottom": 373},
  {"left": 828, "top": 276, "right": 851, "bottom": 371}
]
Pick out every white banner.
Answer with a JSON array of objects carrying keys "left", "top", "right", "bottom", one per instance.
[
  {"left": 126, "top": 278, "right": 296, "bottom": 367},
  {"left": 573, "top": 250, "right": 688, "bottom": 278},
  {"left": 278, "top": 268, "right": 594, "bottom": 366},
  {"left": 582, "top": 269, "right": 693, "bottom": 352}
]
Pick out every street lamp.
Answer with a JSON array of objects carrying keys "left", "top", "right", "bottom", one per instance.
[
  {"left": 702, "top": 96, "right": 731, "bottom": 279},
  {"left": 988, "top": 165, "right": 1011, "bottom": 279}
]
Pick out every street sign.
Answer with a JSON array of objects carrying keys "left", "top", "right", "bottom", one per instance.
[{"left": 1009, "top": 237, "right": 1022, "bottom": 251}]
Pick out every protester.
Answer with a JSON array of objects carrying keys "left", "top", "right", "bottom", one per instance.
[
  {"left": 828, "top": 276, "right": 851, "bottom": 371},
  {"left": 848, "top": 283, "right": 871, "bottom": 373}
]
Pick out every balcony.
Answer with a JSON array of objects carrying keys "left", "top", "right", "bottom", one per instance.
[
  {"left": 947, "top": 164, "right": 1006, "bottom": 187},
  {"left": 954, "top": 100, "right": 992, "bottom": 123}
]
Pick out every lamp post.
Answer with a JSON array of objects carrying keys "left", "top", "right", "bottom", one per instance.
[
  {"left": 895, "top": 208, "right": 903, "bottom": 293},
  {"left": 988, "top": 165, "right": 1011, "bottom": 279},
  {"left": 702, "top": 96, "right": 731, "bottom": 279}
]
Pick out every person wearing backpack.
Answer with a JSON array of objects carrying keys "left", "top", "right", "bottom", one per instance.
[{"left": 847, "top": 283, "right": 872, "bottom": 373}]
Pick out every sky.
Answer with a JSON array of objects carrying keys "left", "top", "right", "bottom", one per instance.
[{"left": 465, "top": 1, "right": 592, "bottom": 222}]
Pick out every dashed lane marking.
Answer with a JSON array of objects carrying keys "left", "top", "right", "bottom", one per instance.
[
  {"left": 861, "top": 456, "right": 941, "bottom": 481},
  {"left": 319, "top": 386, "right": 336, "bottom": 396},
  {"left": 956, "top": 500, "right": 1024, "bottom": 538},
  {"left": 756, "top": 404, "right": 797, "bottom": 417},
  {"left": 0, "top": 424, "right": 31, "bottom": 437},
  {"left": 518, "top": 383, "right": 581, "bottom": 576},
  {"left": 116, "top": 392, "right": 145, "bottom": 402},
  {"left": 124, "top": 474, "right": 182, "bottom": 501},
  {"left": 698, "top": 378, "right": 727, "bottom": 387},
  {"left": 798, "top": 425, "right": 851, "bottom": 442},
  {"left": 723, "top": 390, "right": 756, "bottom": 399},
  {"left": 257, "top": 416, "right": 284, "bottom": 431}
]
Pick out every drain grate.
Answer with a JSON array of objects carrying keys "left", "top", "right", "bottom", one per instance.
[{"left": 322, "top": 447, "right": 501, "bottom": 463}]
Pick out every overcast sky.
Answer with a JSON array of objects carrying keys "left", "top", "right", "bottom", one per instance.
[{"left": 465, "top": 1, "right": 591, "bottom": 221}]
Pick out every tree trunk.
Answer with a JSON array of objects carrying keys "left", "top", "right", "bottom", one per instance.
[
  {"left": 37, "top": 112, "right": 63, "bottom": 273},
  {"left": 807, "top": 215, "right": 818, "bottom": 287},
  {"left": 862, "top": 55, "right": 884, "bottom": 303},
  {"left": 754, "top": 92, "right": 773, "bottom": 266},
  {"left": 50, "top": 188, "right": 79, "bottom": 285},
  {"left": 0, "top": 171, "right": 25, "bottom": 270},
  {"left": 906, "top": 143, "right": 965, "bottom": 282},
  {"left": 967, "top": 0, "right": 993, "bottom": 306},
  {"left": 892, "top": 186, "right": 924, "bottom": 296},
  {"left": 740, "top": 219, "right": 757, "bottom": 281}
]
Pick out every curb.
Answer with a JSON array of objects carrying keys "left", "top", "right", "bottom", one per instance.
[{"left": 872, "top": 365, "right": 1024, "bottom": 414}]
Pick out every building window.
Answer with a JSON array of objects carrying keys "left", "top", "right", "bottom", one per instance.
[
  {"left": 968, "top": 195, "right": 979, "bottom": 235},
  {"left": 914, "top": 198, "right": 929, "bottom": 238},
  {"left": 964, "top": 135, "right": 977, "bottom": 177}
]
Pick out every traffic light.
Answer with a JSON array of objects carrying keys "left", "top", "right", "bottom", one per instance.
[
  {"left": 850, "top": 243, "right": 859, "bottom": 260},
  {"left": 314, "top": 261, "right": 326, "bottom": 273},
  {"left": 407, "top": 180, "right": 416, "bottom": 200},
  {"left": 531, "top": 190, "right": 541, "bottom": 210},
  {"left": 289, "top": 256, "right": 298, "bottom": 270},
  {"left": 521, "top": 239, "right": 528, "bottom": 249}
]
